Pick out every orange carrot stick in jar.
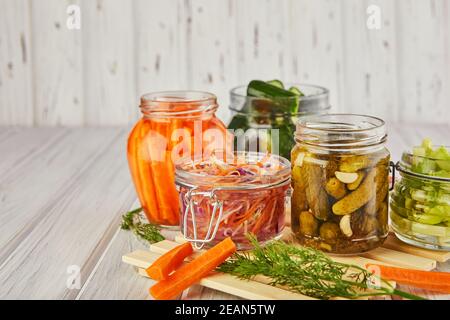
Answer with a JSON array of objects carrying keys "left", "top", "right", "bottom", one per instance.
[
  {"left": 127, "top": 120, "right": 147, "bottom": 210},
  {"left": 170, "top": 125, "right": 192, "bottom": 162},
  {"left": 149, "top": 119, "right": 180, "bottom": 225},
  {"left": 137, "top": 119, "right": 160, "bottom": 222},
  {"left": 164, "top": 150, "right": 180, "bottom": 225}
]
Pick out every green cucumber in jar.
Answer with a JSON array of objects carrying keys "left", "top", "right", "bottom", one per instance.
[
  {"left": 266, "top": 79, "right": 285, "bottom": 89},
  {"left": 288, "top": 86, "right": 304, "bottom": 97},
  {"left": 247, "top": 80, "right": 299, "bottom": 113},
  {"left": 247, "top": 80, "right": 297, "bottom": 99}
]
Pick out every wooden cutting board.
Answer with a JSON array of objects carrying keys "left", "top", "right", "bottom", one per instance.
[
  {"left": 122, "top": 225, "right": 448, "bottom": 300},
  {"left": 123, "top": 239, "right": 397, "bottom": 300}
]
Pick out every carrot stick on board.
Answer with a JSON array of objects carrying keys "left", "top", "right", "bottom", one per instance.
[
  {"left": 366, "top": 264, "right": 450, "bottom": 294},
  {"left": 149, "top": 237, "right": 237, "bottom": 300},
  {"left": 146, "top": 242, "right": 193, "bottom": 281}
]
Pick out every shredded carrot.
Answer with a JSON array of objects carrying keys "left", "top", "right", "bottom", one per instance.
[
  {"left": 149, "top": 237, "right": 236, "bottom": 300},
  {"left": 251, "top": 197, "right": 276, "bottom": 234},
  {"left": 366, "top": 263, "right": 450, "bottom": 294},
  {"left": 146, "top": 242, "right": 193, "bottom": 281}
]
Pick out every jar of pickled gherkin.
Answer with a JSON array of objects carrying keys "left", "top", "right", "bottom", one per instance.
[
  {"left": 291, "top": 114, "right": 391, "bottom": 254},
  {"left": 228, "top": 82, "right": 330, "bottom": 161}
]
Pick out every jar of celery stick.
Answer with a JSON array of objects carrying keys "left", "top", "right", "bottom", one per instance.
[{"left": 391, "top": 142, "right": 450, "bottom": 251}]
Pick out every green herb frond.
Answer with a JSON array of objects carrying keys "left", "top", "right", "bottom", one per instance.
[
  {"left": 218, "top": 234, "right": 424, "bottom": 300},
  {"left": 121, "top": 207, "right": 165, "bottom": 244}
]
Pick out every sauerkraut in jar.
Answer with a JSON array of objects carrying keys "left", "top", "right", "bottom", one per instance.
[{"left": 175, "top": 152, "right": 290, "bottom": 250}]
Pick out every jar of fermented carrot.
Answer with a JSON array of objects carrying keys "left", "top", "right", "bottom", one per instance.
[{"left": 127, "top": 91, "right": 230, "bottom": 227}]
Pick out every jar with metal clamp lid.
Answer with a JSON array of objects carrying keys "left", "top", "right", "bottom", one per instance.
[
  {"left": 175, "top": 151, "right": 291, "bottom": 250},
  {"left": 390, "top": 143, "right": 450, "bottom": 251}
]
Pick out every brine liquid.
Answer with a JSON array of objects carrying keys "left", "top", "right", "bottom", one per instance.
[{"left": 291, "top": 146, "right": 390, "bottom": 254}]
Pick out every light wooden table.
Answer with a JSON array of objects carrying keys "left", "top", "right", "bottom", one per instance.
[{"left": 0, "top": 123, "right": 449, "bottom": 300}]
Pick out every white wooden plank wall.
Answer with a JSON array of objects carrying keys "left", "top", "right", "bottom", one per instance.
[
  {"left": 0, "top": 0, "right": 449, "bottom": 126},
  {"left": 0, "top": 0, "right": 33, "bottom": 125},
  {"left": 30, "top": 0, "right": 84, "bottom": 126}
]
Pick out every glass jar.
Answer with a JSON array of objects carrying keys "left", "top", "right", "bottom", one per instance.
[
  {"left": 228, "top": 84, "right": 330, "bottom": 160},
  {"left": 175, "top": 151, "right": 291, "bottom": 250},
  {"left": 127, "top": 91, "right": 229, "bottom": 227},
  {"left": 291, "top": 114, "right": 390, "bottom": 254},
  {"left": 391, "top": 150, "right": 450, "bottom": 251}
]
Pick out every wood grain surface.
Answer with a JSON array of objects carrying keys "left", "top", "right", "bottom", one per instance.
[
  {"left": 0, "top": 124, "right": 448, "bottom": 299},
  {"left": 1, "top": 0, "right": 450, "bottom": 125}
]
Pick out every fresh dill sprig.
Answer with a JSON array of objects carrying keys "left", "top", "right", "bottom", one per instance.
[
  {"left": 218, "top": 235, "right": 424, "bottom": 300},
  {"left": 121, "top": 207, "right": 165, "bottom": 244}
]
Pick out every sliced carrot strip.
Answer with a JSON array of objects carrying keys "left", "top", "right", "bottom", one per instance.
[
  {"left": 147, "top": 119, "right": 179, "bottom": 225},
  {"left": 149, "top": 237, "right": 236, "bottom": 300},
  {"left": 164, "top": 150, "right": 180, "bottom": 225},
  {"left": 366, "top": 264, "right": 450, "bottom": 294},
  {"left": 127, "top": 121, "right": 147, "bottom": 209},
  {"left": 136, "top": 120, "right": 160, "bottom": 222},
  {"left": 146, "top": 242, "right": 193, "bottom": 281}
]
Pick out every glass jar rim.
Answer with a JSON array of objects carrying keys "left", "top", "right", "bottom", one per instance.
[
  {"left": 174, "top": 151, "right": 291, "bottom": 189},
  {"left": 296, "top": 113, "right": 385, "bottom": 132},
  {"left": 229, "top": 83, "right": 330, "bottom": 116},
  {"left": 396, "top": 150, "right": 450, "bottom": 183},
  {"left": 230, "top": 83, "right": 329, "bottom": 101},
  {"left": 295, "top": 113, "right": 387, "bottom": 151},
  {"left": 140, "top": 90, "right": 218, "bottom": 118}
]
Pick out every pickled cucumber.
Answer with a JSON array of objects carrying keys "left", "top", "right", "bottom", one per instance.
[
  {"left": 377, "top": 202, "right": 388, "bottom": 235},
  {"left": 332, "top": 168, "right": 379, "bottom": 215},
  {"left": 302, "top": 160, "right": 329, "bottom": 220},
  {"left": 363, "top": 171, "right": 388, "bottom": 216},
  {"left": 339, "top": 155, "right": 371, "bottom": 173},
  {"left": 299, "top": 211, "right": 319, "bottom": 237},
  {"left": 325, "top": 177, "right": 347, "bottom": 200},
  {"left": 319, "top": 222, "right": 341, "bottom": 244},
  {"left": 347, "top": 171, "right": 365, "bottom": 190}
]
